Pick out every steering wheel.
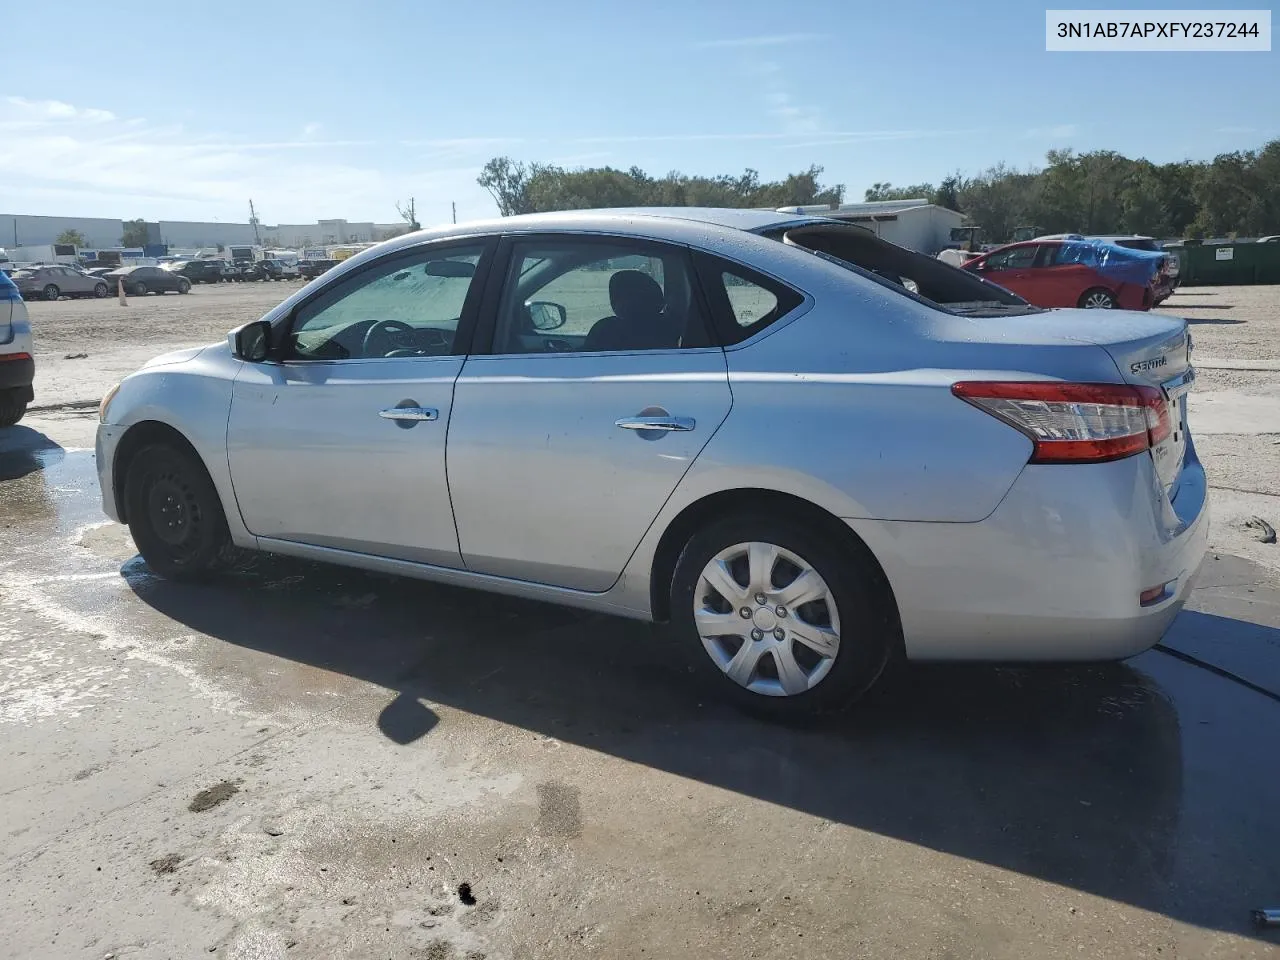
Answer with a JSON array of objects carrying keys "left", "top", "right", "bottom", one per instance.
[{"left": 362, "top": 318, "right": 415, "bottom": 358}]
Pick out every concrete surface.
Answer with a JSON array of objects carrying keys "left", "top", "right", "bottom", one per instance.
[{"left": 3, "top": 407, "right": 1280, "bottom": 960}]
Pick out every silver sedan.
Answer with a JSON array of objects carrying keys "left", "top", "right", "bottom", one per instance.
[{"left": 96, "top": 209, "right": 1207, "bottom": 716}]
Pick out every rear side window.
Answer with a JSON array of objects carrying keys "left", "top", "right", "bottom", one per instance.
[{"left": 694, "top": 253, "right": 803, "bottom": 345}]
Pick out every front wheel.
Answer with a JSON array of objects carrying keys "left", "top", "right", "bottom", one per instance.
[
  {"left": 93, "top": 282, "right": 108, "bottom": 298},
  {"left": 1079, "top": 287, "right": 1117, "bottom": 309},
  {"left": 43, "top": 284, "right": 60, "bottom": 301},
  {"left": 177, "top": 280, "right": 191, "bottom": 294},
  {"left": 0, "top": 390, "right": 28, "bottom": 427},
  {"left": 123, "top": 443, "right": 233, "bottom": 580},
  {"left": 670, "top": 513, "right": 898, "bottom": 716}
]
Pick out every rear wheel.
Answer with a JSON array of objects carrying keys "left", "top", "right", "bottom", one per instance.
[
  {"left": 93, "top": 282, "right": 108, "bottom": 298},
  {"left": 124, "top": 443, "right": 232, "bottom": 580},
  {"left": 1079, "top": 287, "right": 1117, "bottom": 309},
  {"left": 177, "top": 279, "right": 191, "bottom": 294},
  {"left": 43, "top": 283, "right": 60, "bottom": 301},
  {"left": 0, "top": 390, "right": 28, "bottom": 427},
  {"left": 132, "top": 281, "right": 149, "bottom": 296},
  {"left": 670, "top": 513, "right": 898, "bottom": 716}
]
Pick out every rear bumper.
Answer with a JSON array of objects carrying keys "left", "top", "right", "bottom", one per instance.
[
  {"left": 848, "top": 442, "right": 1209, "bottom": 661},
  {"left": 0, "top": 353, "right": 35, "bottom": 391}
]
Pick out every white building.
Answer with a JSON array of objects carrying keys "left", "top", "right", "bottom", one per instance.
[
  {"left": 775, "top": 199, "right": 966, "bottom": 255},
  {"left": 1, "top": 213, "right": 126, "bottom": 250}
]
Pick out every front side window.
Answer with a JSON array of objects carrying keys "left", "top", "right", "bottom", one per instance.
[
  {"left": 490, "top": 238, "right": 708, "bottom": 355},
  {"left": 984, "top": 246, "right": 1037, "bottom": 271},
  {"left": 285, "top": 244, "right": 485, "bottom": 361}
]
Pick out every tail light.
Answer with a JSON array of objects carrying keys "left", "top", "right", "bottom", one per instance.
[
  {"left": 952, "top": 381, "right": 1170, "bottom": 464},
  {"left": 0, "top": 352, "right": 32, "bottom": 363}
]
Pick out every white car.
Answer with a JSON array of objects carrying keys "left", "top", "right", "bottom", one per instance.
[
  {"left": 97, "top": 209, "right": 1207, "bottom": 715},
  {"left": 1, "top": 269, "right": 34, "bottom": 425}
]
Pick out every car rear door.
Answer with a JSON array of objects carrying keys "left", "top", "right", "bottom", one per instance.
[
  {"left": 1027, "top": 242, "right": 1093, "bottom": 307},
  {"left": 446, "top": 234, "right": 732, "bottom": 591}
]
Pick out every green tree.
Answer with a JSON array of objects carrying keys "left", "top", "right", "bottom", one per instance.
[
  {"left": 120, "top": 219, "right": 150, "bottom": 247},
  {"left": 932, "top": 175, "right": 961, "bottom": 211},
  {"left": 55, "top": 228, "right": 87, "bottom": 247},
  {"left": 478, "top": 158, "right": 843, "bottom": 215},
  {"left": 864, "top": 182, "right": 934, "bottom": 202}
]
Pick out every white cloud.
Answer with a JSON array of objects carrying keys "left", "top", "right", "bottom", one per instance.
[
  {"left": 5, "top": 96, "right": 116, "bottom": 124},
  {"left": 693, "top": 33, "right": 822, "bottom": 49},
  {"left": 301, "top": 121, "right": 322, "bottom": 138}
]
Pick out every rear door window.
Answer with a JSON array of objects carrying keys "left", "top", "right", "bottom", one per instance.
[{"left": 693, "top": 252, "right": 804, "bottom": 345}]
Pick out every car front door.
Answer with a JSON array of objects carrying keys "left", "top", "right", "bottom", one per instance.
[
  {"left": 971, "top": 244, "right": 1040, "bottom": 301},
  {"left": 226, "top": 239, "right": 493, "bottom": 566},
  {"left": 447, "top": 235, "right": 733, "bottom": 591}
]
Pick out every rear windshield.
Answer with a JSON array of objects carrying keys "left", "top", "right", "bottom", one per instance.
[
  {"left": 768, "top": 223, "right": 1040, "bottom": 317},
  {"left": 1114, "top": 238, "right": 1160, "bottom": 252}
]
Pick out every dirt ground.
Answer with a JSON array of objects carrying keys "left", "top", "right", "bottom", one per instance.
[{"left": 5, "top": 280, "right": 1280, "bottom": 958}]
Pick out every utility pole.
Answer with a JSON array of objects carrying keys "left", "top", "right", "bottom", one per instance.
[
  {"left": 248, "top": 199, "right": 262, "bottom": 245},
  {"left": 452, "top": 202, "right": 457, "bottom": 224}
]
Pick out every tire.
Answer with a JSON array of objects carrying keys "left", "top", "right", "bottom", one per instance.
[
  {"left": 123, "top": 443, "right": 233, "bottom": 580},
  {"left": 1078, "top": 287, "right": 1116, "bottom": 309},
  {"left": 43, "top": 283, "right": 60, "bottom": 301},
  {"left": 132, "top": 282, "right": 149, "bottom": 297},
  {"left": 177, "top": 280, "right": 190, "bottom": 294},
  {"left": 93, "top": 283, "right": 108, "bottom": 298},
  {"left": 0, "top": 390, "right": 28, "bottom": 427},
  {"left": 670, "top": 513, "right": 898, "bottom": 717}
]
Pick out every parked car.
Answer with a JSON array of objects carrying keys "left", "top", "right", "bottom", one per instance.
[
  {"left": 10, "top": 264, "right": 111, "bottom": 300},
  {"left": 169, "top": 259, "right": 227, "bottom": 284},
  {"left": 1259, "top": 235, "right": 1280, "bottom": 243},
  {"left": 1, "top": 269, "right": 34, "bottom": 425},
  {"left": 964, "top": 239, "right": 1165, "bottom": 309},
  {"left": 297, "top": 258, "right": 340, "bottom": 280},
  {"left": 96, "top": 209, "right": 1205, "bottom": 716},
  {"left": 234, "top": 261, "right": 267, "bottom": 282},
  {"left": 260, "top": 258, "right": 300, "bottom": 280},
  {"left": 106, "top": 265, "right": 191, "bottom": 296},
  {"left": 1037, "top": 234, "right": 1180, "bottom": 303}
]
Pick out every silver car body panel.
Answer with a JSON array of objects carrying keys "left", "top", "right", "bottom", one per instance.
[
  {"left": 96, "top": 209, "right": 1208, "bottom": 660},
  {"left": 226, "top": 355, "right": 465, "bottom": 568}
]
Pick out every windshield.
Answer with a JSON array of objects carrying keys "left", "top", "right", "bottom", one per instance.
[{"left": 771, "top": 223, "right": 1040, "bottom": 317}]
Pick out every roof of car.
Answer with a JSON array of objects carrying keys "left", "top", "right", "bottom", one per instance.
[{"left": 407, "top": 207, "right": 820, "bottom": 240}]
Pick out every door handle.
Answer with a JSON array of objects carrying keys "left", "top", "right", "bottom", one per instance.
[
  {"left": 379, "top": 406, "right": 438, "bottom": 422},
  {"left": 615, "top": 416, "right": 696, "bottom": 432}
]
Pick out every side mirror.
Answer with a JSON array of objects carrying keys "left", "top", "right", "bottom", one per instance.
[
  {"left": 527, "top": 300, "right": 567, "bottom": 331},
  {"left": 229, "top": 319, "right": 272, "bottom": 362}
]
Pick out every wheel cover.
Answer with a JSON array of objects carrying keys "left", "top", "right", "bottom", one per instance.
[
  {"left": 694, "top": 541, "right": 841, "bottom": 697},
  {"left": 1083, "top": 291, "right": 1112, "bottom": 308},
  {"left": 144, "top": 472, "right": 202, "bottom": 556},
  {"left": 44, "top": 284, "right": 58, "bottom": 299}
]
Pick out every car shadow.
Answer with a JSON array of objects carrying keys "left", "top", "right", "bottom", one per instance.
[
  {"left": 122, "top": 550, "right": 1280, "bottom": 939},
  {"left": 0, "top": 425, "right": 65, "bottom": 482}
]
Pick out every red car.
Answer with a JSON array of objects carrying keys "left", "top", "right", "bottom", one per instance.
[{"left": 964, "top": 240, "right": 1165, "bottom": 310}]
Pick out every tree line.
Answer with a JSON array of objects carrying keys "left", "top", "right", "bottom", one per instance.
[
  {"left": 478, "top": 157, "right": 843, "bottom": 218},
  {"left": 480, "top": 140, "right": 1280, "bottom": 241}
]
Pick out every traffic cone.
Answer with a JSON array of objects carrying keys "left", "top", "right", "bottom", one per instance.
[{"left": 118, "top": 277, "right": 128, "bottom": 306}]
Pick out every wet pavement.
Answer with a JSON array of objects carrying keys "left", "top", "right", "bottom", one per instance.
[{"left": 2, "top": 417, "right": 1280, "bottom": 959}]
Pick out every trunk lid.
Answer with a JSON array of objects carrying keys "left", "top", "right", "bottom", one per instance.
[{"left": 1021, "top": 309, "right": 1192, "bottom": 494}]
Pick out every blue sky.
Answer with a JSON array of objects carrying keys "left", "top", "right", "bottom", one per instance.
[{"left": 2, "top": 0, "right": 1275, "bottom": 227}]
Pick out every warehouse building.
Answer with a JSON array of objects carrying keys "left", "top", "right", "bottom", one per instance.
[
  {"left": 775, "top": 199, "right": 966, "bottom": 255},
  {"left": 1, "top": 213, "right": 125, "bottom": 249}
]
